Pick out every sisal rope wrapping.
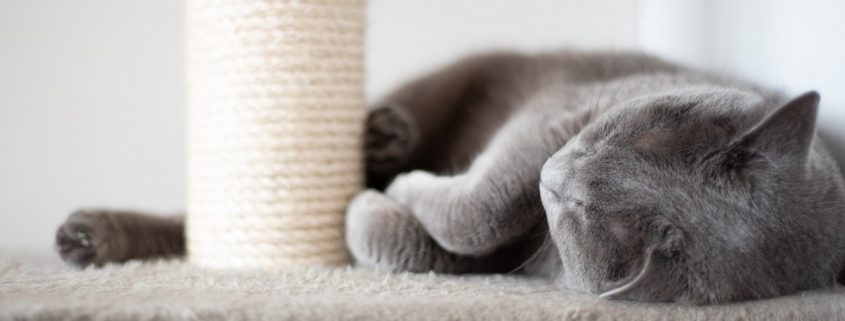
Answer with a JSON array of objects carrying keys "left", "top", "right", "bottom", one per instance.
[{"left": 186, "top": 0, "right": 366, "bottom": 269}]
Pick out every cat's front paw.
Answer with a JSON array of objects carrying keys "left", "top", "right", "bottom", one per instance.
[
  {"left": 55, "top": 209, "right": 113, "bottom": 268},
  {"left": 346, "top": 190, "right": 430, "bottom": 271}
]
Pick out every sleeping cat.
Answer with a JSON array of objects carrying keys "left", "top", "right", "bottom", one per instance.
[{"left": 56, "top": 50, "right": 845, "bottom": 304}]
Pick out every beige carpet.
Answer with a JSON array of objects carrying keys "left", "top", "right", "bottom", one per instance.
[{"left": 2, "top": 256, "right": 844, "bottom": 321}]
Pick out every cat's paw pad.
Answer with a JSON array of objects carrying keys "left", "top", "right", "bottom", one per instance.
[
  {"left": 55, "top": 210, "right": 108, "bottom": 267},
  {"left": 366, "top": 106, "right": 416, "bottom": 171}
]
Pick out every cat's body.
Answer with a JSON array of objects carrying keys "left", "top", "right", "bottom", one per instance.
[{"left": 56, "top": 50, "right": 845, "bottom": 304}]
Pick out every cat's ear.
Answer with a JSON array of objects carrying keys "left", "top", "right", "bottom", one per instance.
[
  {"left": 729, "top": 91, "right": 820, "bottom": 167},
  {"left": 599, "top": 218, "right": 686, "bottom": 302}
]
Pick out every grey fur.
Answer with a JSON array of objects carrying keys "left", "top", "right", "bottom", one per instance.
[
  {"left": 56, "top": 209, "right": 184, "bottom": 267},
  {"left": 55, "top": 50, "right": 845, "bottom": 305},
  {"left": 349, "top": 51, "right": 845, "bottom": 304}
]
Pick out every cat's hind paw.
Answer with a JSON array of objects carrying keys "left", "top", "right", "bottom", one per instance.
[
  {"left": 55, "top": 210, "right": 109, "bottom": 268},
  {"left": 365, "top": 105, "right": 416, "bottom": 172}
]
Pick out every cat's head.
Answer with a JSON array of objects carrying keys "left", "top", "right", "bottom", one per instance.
[{"left": 539, "top": 89, "right": 821, "bottom": 304}]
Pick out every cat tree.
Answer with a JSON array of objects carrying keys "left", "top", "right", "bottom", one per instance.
[{"left": 185, "top": 0, "right": 366, "bottom": 269}]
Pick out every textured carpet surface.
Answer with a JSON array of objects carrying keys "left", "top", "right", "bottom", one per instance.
[{"left": 1, "top": 256, "right": 844, "bottom": 321}]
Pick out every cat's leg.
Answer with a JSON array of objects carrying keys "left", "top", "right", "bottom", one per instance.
[
  {"left": 365, "top": 53, "right": 525, "bottom": 189},
  {"left": 385, "top": 110, "right": 584, "bottom": 256},
  {"left": 56, "top": 209, "right": 184, "bottom": 267},
  {"left": 347, "top": 189, "right": 519, "bottom": 273}
]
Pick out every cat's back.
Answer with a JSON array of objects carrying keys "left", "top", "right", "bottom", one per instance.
[
  {"left": 528, "top": 50, "right": 687, "bottom": 84},
  {"left": 393, "top": 50, "right": 691, "bottom": 172},
  {"left": 380, "top": 49, "right": 760, "bottom": 178}
]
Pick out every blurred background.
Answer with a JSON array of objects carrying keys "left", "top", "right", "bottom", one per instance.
[{"left": 1, "top": 0, "right": 844, "bottom": 254}]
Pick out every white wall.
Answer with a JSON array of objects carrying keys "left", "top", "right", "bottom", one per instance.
[
  {"left": 367, "top": 0, "right": 638, "bottom": 99},
  {"left": 639, "top": 0, "right": 845, "bottom": 166},
  {"left": 0, "top": 1, "right": 185, "bottom": 253},
  {"left": 2, "top": 0, "right": 844, "bottom": 254},
  {"left": 705, "top": 0, "right": 845, "bottom": 141}
]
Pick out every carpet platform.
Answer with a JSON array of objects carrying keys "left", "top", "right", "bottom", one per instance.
[{"left": 2, "top": 256, "right": 844, "bottom": 321}]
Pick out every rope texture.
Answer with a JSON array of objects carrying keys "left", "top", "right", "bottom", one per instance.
[{"left": 186, "top": 0, "right": 365, "bottom": 269}]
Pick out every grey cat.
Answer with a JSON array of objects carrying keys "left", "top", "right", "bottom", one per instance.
[{"left": 56, "top": 50, "right": 845, "bottom": 305}]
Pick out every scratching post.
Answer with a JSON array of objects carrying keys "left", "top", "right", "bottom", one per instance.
[{"left": 186, "top": 0, "right": 366, "bottom": 269}]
